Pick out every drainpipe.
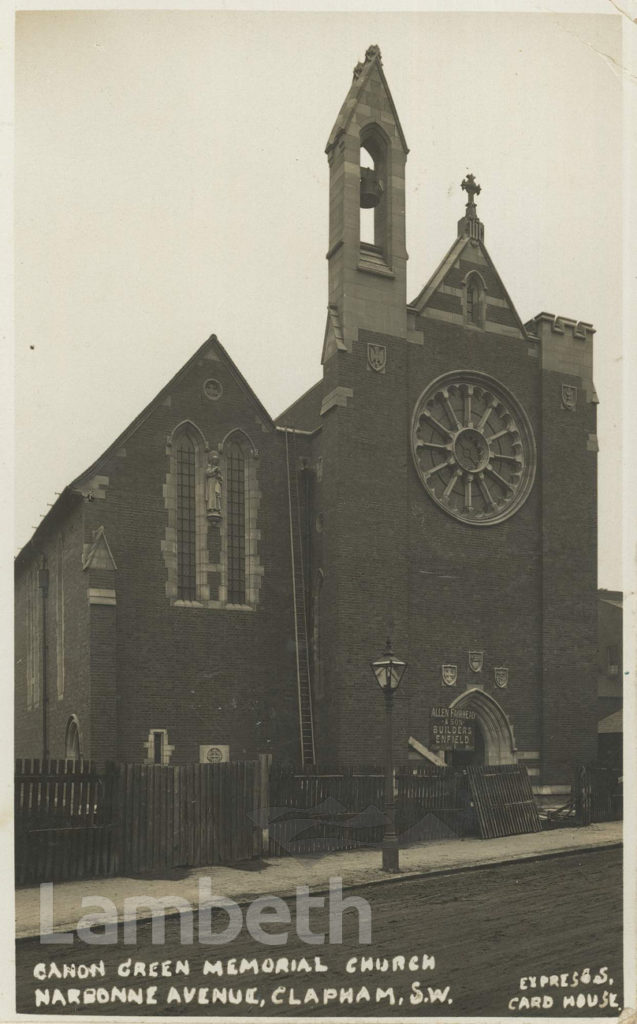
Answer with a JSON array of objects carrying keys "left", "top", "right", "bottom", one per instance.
[{"left": 38, "top": 556, "right": 49, "bottom": 762}]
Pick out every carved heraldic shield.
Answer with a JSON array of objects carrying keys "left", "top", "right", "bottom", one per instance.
[
  {"left": 442, "top": 665, "right": 458, "bottom": 687},
  {"left": 367, "top": 343, "right": 387, "bottom": 373},
  {"left": 494, "top": 667, "right": 509, "bottom": 688},
  {"left": 468, "top": 650, "right": 484, "bottom": 673}
]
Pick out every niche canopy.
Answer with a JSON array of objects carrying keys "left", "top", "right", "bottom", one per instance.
[{"left": 411, "top": 371, "right": 537, "bottom": 526}]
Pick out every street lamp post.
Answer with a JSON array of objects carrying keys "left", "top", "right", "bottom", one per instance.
[{"left": 371, "top": 638, "right": 407, "bottom": 872}]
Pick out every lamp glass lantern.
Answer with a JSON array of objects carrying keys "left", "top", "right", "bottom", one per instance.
[{"left": 371, "top": 639, "right": 407, "bottom": 693}]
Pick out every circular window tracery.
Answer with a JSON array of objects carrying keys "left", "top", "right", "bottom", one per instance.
[
  {"left": 203, "top": 378, "right": 223, "bottom": 401},
  {"left": 411, "top": 371, "right": 536, "bottom": 526}
]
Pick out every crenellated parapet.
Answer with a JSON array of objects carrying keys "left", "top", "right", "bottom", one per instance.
[
  {"left": 525, "top": 312, "right": 596, "bottom": 396},
  {"left": 525, "top": 312, "right": 594, "bottom": 341}
]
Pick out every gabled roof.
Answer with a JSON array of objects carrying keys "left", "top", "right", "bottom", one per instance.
[
  {"left": 409, "top": 233, "right": 529, "bottom": 341},
  {"left": 15, "top": 487, "right": 82, "bottom": 569},
  {"left": 72, "top": 334, "right": 275, "bottom": 490},
  {"left": 326, "top": 44, "right": 408, "bottom": 155},
  {"left": 275, "top": 379, "right": 323, "bottom": 434},
  {"left": 16, "top": 334, "right": 275, "bottom": 562},
  {"left": 410, "top": 235, "right": 467, "bottom": 312}
]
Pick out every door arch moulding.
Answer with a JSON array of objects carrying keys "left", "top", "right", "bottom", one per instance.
[{"left": 449, "top": 687, "right": 517, "bottom": 765}]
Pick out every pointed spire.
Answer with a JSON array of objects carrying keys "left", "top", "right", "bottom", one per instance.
[
  {"left": 326, "top": 44, "right": 408, "bottom": 156},
  {"left": 458, "top": 173, "right": 484, "bottom": 242},
  {"left": 353, "top": 45, "right": 382, "bottom": 81}
]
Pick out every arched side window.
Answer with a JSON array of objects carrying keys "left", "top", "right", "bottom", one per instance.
[
  {"left": 163, "top": 423, "right": 263, "bottom": 610},
  {"left": 25, "top": 563, "right": 42, "bottom": 710},
  {"left": 56, "top": 534, "right": 65, "bottom": 699},
  {"left": 175, "top": 432, "right": 197, "bottom": 600},
  {"left": 163, "top": 421, "right": 209, "bottom": 605},
  {"left": 226, "top": 439, "right": 246, "bottom": 604},
  {"left": 464, "top": 272, "right": 486, "bottom": 327},
  {"left": 65, "top": 715, "right": 81, "bottom": 761},
  {"left": 219, "top": 430, "right": 263, "bottom": 610}
]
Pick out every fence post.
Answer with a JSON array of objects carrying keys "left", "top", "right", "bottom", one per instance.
[
  {"left": 109, "top": 762, "right": 121, "bottom": 877},
  {"left": 253, "top": 753, "right": 272, "bottom": 858}
]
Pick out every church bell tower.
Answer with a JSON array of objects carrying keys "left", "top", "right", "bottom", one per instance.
[
  {"left": 323, "top": 44, "right": 409, "bottom": 360},
  {"left": 312, "top": 46, "right": 412, "bottom": 765}
]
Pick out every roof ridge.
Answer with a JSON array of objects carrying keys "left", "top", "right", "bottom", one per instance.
[
  {"left": 70, "top": 334, "right": 275, "bottom": 491},
  {"left": 410, "top": 233, "right": 528, "bottom": 340},
  {"left": 275, "top": 378, "right": 323, "bottom": 424},
  {"left": 17, "top": 334, "right": 276, "bottom": 561}
]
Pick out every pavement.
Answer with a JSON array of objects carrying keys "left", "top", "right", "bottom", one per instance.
[{"left": 15, "top": 820, "right": 621, "bottom": 940}]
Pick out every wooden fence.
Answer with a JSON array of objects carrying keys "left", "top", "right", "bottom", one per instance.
[
  {"left": 267, "top": 765, "right": 385, "bottom": 855},
  {"left": 16, "top": 758, "right": 548, "bottom": 885},
  {"left": 15, "top": 759, "right": 118, "bottom": 885},
  {"left": 15, "top": 758, "right": 266, "bottom": 886},
  {"left": 118, "top": 761, "right": 258, "bottom": 874},
  {"left": 466, "top": 763, "right": 542, "bottom": 839},
  {"left": 572, "top": 765, "right": 622, "bottom": 826},
  {"left": 396, "top": 767, "right": 476, "bottom": 840},
  {"left": 266, "top": 763, "right": 480, "bottom": 855}
]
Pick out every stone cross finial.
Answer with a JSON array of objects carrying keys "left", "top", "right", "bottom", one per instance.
[
  {"left": 461, "top": 173, "right": 481, "bottom": 205},
  {"left": 458, "top": 174, "right": 484, "bottom": 240}
]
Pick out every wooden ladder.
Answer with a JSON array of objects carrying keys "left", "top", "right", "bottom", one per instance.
[{"left": 284, "top": 428, "right": 316, "bottom": 767}]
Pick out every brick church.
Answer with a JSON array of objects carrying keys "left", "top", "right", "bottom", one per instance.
[{"left": 15, "top": 45, "right": 599, "bottom": 789}]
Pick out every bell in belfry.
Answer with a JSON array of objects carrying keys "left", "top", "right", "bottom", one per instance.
[{"left": 360, "top": 166, "right": 383, "bottom": 208}]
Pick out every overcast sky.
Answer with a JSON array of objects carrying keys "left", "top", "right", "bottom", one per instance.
[{"left": 14, "top": 9, "right": 624, "bottom": 586}]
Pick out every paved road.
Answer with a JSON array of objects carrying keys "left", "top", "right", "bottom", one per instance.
[{"left": 15, "top": 847, "right": 622, "bottom": 1017}]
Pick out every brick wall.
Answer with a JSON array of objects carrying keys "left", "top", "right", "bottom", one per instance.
[
  {"left": 540, "top": 364, "right": 598, "bottom": 782},
  {"left": 15, "top": 500, "right": 91, "bottom": 760},
  {"left": 15, "top": 316, "right": 599, "bottom": 784},
  {"left": 313, "top": 318, "right": 545, "bottom": 767},
  {"left": 74, "top": 343, "right": 300, "bottom": 765},
  {"left": 310, "top": 306, "right": 597, "bottom": 783},
  {"left": 405, "top": 320, "right": 543, "bottom": 766}
]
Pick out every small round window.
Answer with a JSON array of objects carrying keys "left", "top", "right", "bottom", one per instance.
[{"left": 203, "top": 379, "right": 223, "bottom": 401}]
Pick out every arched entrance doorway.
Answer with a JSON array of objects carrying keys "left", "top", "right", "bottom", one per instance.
[
  {"left": 448, "top": 688, "right": 516, "bottom": 767},
  {"left": 449, "top": 720, "right": 485, "bottom": 768}
]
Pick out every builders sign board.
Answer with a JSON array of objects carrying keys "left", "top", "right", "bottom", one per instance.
[{"left": 430, "top": 706, "right": 477, "bottom": 751}]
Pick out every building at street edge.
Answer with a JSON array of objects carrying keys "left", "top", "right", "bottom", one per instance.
[{"left": 15, "top": 46, "right": 600, "bottom": 791}]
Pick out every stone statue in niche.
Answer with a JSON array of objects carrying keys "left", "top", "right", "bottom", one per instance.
[{"left": 205, "top": 451, "right": 223, "bottom": 521}]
